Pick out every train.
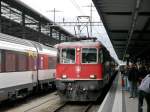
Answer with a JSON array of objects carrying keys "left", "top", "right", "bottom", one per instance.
[
  {"left": 0, "top": 33, "right": 57, "bottom": 102},
  {"left": 55, "top": 38, "right": 117, "bottom": 101}
]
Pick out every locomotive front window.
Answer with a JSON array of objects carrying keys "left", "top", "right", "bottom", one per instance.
[
  {"left": 60, "top": 48, "right": 75, "bottom": 64},
  {"left": 82, "top": 48, "right": 97, "bottom": 63}
]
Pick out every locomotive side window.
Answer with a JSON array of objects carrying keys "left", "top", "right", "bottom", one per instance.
[
  {"left": 82, "top": 48, "right": 97, "bottom": 63},
  {"left": 60, "top": 48, "right": 75, "bottom": 64}
]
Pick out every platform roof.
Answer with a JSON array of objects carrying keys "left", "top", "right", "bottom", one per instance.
[
  {"left": 0, "top": 0, "right": 75, "bottom": 45},
  {"left": 93, "top": 0, "right": 150, "bottom": 62}
]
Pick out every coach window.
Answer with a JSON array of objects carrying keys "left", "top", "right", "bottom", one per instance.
[
  {"left": 61, "top": 48, "right": 75, "bottom": 64},
  {"left": 28, "top": 56, "right": 34, "bottom": 70},
  {"left": 48, "top": 56, "right": 56, "bottom": 69},
  {"left": 18, "top": 53, "right": 27, "bottom": 71},
  {"left": 82, "top": 48, "right": 97, "bottom": 63},
  {"left": 5, "top": 51, "right": 16, "bottom": 72}
]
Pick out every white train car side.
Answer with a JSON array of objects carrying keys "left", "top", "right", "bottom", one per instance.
[{"left": 0, "top": 33, "right": 57, "bottom": 102}]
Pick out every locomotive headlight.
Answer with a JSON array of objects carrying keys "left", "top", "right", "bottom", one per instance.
[
  {"left": 62, "top": 74, "right": 67, "bottom": 79},
  {"left": 77, "top": 48, "right": 80, "bottom": 51},
  {"left": 89, "top": 74, "right": 96, "bottom": 79}
]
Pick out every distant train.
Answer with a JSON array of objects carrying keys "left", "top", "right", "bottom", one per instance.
[
  {"left": 55, "top": 39, "right": 117, "bottom": 101},
  {"left": 0, "top": 33, "right": 57, "bottom": 102}
]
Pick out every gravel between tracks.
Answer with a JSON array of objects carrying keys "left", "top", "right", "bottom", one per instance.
[{"left": 4, "top": 92, "right": 62, "bottom": 112}]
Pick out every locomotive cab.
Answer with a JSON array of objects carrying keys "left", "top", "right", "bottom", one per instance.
[{"left": 55, "top": 41, "right": 112, "bottom": 101}]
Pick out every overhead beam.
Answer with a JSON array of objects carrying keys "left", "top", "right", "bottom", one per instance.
[
  {"left": 123, "top": 0, "right": 143, "bottom": 60},
  {"left": 113, "top": 38, "right": 150, "bottom": 42},
  {"left": 110, "top": 30, "right": 150, "bottom": 33},
  {"left": 113, "top": 39, "right": 127, "bottom": 41},
  {"left": 104, "top": 12, "right": 150, "bottom": 16}
]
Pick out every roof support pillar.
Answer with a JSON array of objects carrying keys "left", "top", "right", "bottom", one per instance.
[
  {"left": 38, "top": 21, "right": 41, "bottom": 32},
  {"left": 65, "top": 36, "right": 68, "bottom": 42},
  {"left": 50, "top": 27, "right": 53, "bottom": 37},
  {"left": 59, "top": 32, "right": 61, "bottom": 43},
  {"left": 21, "top": 12, "right": 26, "bottom": 39}
]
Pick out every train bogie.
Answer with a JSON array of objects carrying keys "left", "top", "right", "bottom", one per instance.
[
  {"left": 56, "top": 80, "right": 104, "bottom": 101},
  {"left": 0, "top": 82, "right": 34, "bottom": 101}
]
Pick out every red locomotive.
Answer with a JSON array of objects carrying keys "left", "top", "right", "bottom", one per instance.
[{"left": 55, "top": 38, "right": 116, "bottom": 101}]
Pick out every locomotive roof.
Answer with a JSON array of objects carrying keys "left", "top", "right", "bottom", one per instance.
[{"left": 55, "top": 40, "right": 103, "bottom": 48}]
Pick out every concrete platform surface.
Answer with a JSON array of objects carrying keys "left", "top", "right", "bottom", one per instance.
[
  {"left": 97, "top": 72, "right": 147, "bottom": 112},
  {"left": 123, "top": 90, "right": 147, "bottom": 112}
]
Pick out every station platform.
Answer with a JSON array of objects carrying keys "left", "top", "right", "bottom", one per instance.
[{"left": 98, "top": 72, "right": 147, "bottom": 112}]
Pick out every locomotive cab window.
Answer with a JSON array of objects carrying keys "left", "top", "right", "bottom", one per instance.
[
  {"left": 60, "top": 48, "right": 75, "bottom": 64},
  {"left": 82, "top": 48, "right": 97, "bottom": 63}
]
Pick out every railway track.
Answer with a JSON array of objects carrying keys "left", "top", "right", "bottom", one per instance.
[
  {"left": 53, "top": 103, "right": 67, "bottom": 112},
  {"left": 52, "top": 73, "right": 117, "bottom": 112},
  {"left": 24, "top": 95, "right": 59, "bottom": 112},
  {"left": 82, "top": 104, "right": 93, "bottom": 112},
  {"left": 2, "top": 91, "right": 60, "bottom": 112},
  {"left": 1, "top": 73, "right": 117, "bottom": 112},
  {"left": 53, "top": 103, "right": 96, "bottom": 112}
]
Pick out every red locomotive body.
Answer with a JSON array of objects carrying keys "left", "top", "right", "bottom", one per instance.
[{"left": 55, "top": 40, "right": 115, "bottom": 101}]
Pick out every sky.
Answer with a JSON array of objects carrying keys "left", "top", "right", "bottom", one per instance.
[{"left": 19, "top": 0, "right": 119, "bottom": 63}]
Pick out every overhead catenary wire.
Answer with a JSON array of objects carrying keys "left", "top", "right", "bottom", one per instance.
[{"left": 69, "top": 0, "right": 85, "bottom": 16}]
